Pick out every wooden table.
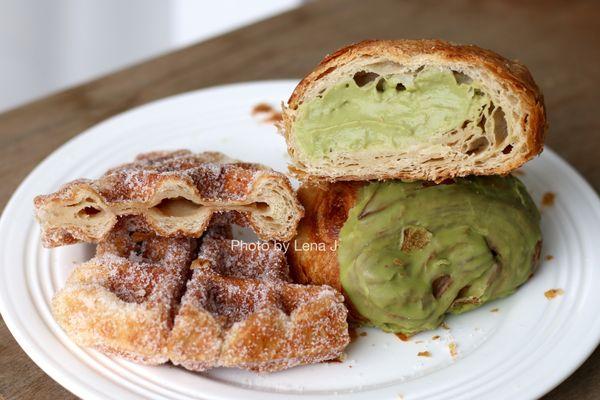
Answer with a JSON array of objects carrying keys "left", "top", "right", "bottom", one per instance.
[{"left": 1, "top": 0, "right": 599, "bottom": 398}]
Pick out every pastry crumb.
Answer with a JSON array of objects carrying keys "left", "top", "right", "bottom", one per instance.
[
  {"left": 541, "top": 192, "right": 555, "bottom": 207},
  {"left": 490, "top": 308, "right": 499, "bottom": 313},
  {"left": 545, "top": 255, "right": 554, "bottom": 261},
  {"left": 359, "top": 332, "right": 368, "bottom": 337},
  {"left": 251, "top": 103, "right": 273, "bottom": 114},
  {"left": 440, "top": 322, "right": 450, "bottom": 330},
  {"left": 431, "top": 335, "right": 440, "bottom": 340},
  {"left": 448, "top": 342, "right": 458, "bottom": 358},
  {"left": 417, "top": 351, "right": 431, "bottom": 357},
  {"left": 396, "top": 333, "right": 411, "bottom": 341},
  {"left": 545, "top": 288, "right": 564, "bottom": 299},
  {"left": 251, "top": 102, "right": 282, "bottom": 125},
  {"left": 401, "top": 226, "right": 432, "bottom": 252}
]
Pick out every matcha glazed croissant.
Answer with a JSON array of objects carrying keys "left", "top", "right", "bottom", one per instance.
[
  {"left": 288, "top": 176, "right": 542, "bottom": 335},
  {"left": 282, "top": 40, "right": 547, "bottom": 182}
]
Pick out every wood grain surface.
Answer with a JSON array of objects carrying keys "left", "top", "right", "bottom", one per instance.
[{"left": 1, "top": 0, "right": 599, "bottom": 398}]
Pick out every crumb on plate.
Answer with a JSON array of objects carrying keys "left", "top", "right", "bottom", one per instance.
[
  {"left": 448, "top": 342, "right": 458, "bottom": 358},
  {"left": 545, "top": 288, "right": 564, "bottom": 299},
  {"left": 541, "top": 192, "right": 556, "bottom": 207},
  {"left": 251, "top": 102, "right": 282, "bottom": 124}
]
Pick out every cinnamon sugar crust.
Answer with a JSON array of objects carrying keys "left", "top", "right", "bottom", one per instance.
[
  {"left": 51, "top": 217, "right": 196, "bottom": 364},
  {"left": 52, "top": 217, "right": 349, "bottom": 372},
  {"left": 168, "top": 224, "right": 349, "bottom": 372}
]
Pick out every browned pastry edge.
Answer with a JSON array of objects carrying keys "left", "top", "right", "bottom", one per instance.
[{"left": 287, "top": 181, "right": 367, "bottom": 322}]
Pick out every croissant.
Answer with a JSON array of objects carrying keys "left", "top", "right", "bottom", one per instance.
[
  {"left": 288, "top": 175, "right": 542, "bottom": 335},
  {"left": 282, "top": 39, "right": 546, "bottom": 182}
]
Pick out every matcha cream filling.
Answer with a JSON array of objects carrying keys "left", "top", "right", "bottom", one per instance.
[
  {"left": 338, "top": 176, "right": 541, "bottom": 335},
  {"left": 294, "top": 67, "right": 489, "bottom": 160}
]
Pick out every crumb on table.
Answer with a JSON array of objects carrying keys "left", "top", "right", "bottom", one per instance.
[{"left": 417, "top": 351, "right": 431, "bottom": 357}]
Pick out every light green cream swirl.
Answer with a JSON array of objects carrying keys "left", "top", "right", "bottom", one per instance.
[
  {"left": 338, "top": 176, "right": 541, "bottom": 335},
  {"left": 294, "top": 67, "right": 489, "bottom": 160}
]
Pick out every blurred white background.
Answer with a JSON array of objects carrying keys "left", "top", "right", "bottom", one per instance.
[{"left": 0, "top": 0, "right": 302, "bottom": 113}]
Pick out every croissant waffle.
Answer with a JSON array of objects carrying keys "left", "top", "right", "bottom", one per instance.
[
  {"left": 168, "top": 226, "right": 350, "bottom": 372},
  {"left": 52, "top": 217, "right": 349, "bottom": 372},
  {"left": 51, "top": 217, "right": 197, "bottom": 364},
  {"left": 35, "top": 150, "right": 303, "bottom": 247}
]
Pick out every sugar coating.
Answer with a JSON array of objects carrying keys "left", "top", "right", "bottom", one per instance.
[
  {"left": 52, "top": 217, "right": 349, "bottom": 372},
  {"left": 99, "top": 150, "right": 260, "bottom": 202},
  {"left": 168, "top": 224, "right": 349, "bottom": 372},
  {"left": 51, "top": 217, "right": 196, "bottom": 364}
]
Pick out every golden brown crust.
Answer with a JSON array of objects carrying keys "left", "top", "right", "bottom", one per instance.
[
  {"left": 288, "top": 182, "right": 366, "bottom": 321},
  {"left": 282, "top": 39, "right": 547, "bottom": 182}
]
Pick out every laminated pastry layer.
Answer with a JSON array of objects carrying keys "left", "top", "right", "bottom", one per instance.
[{"left": 34, "top": 150, "right": 303, "bottom": 247}]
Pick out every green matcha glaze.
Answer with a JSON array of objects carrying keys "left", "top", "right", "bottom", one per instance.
[
  {"left": 294, "top": 67, "right": 489, "bottom": 160},
  {"left": 338, "top": 176, "right": 541, "bottom": 334}
]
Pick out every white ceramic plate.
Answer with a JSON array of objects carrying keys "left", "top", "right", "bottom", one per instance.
[{"left": 1, "top": 81, "right": 600, "bottom": 400}]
